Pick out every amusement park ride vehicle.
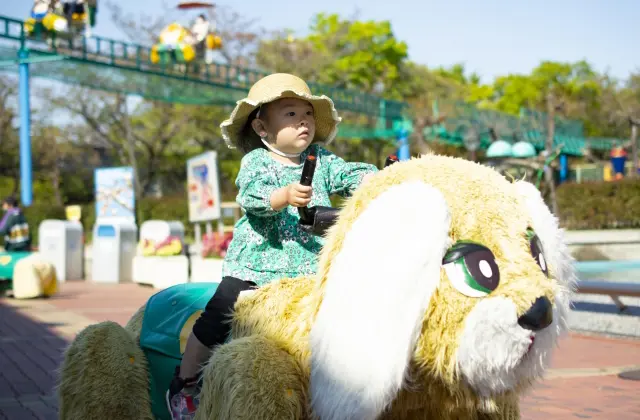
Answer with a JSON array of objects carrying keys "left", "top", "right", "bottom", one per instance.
[
  {"left": 150, "top": 2, "right": 223, "bottom": 66},
  {"left": 25, "top": 0, "right": 98, "bottom": 41}
]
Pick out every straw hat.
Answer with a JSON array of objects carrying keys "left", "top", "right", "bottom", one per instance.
[{"left": 220, "top": 73, "right": 342, "bottom": 150}]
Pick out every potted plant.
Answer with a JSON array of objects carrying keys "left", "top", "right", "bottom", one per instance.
[{"left": 191, "top": 231, "right": 233, "bottom": 282}]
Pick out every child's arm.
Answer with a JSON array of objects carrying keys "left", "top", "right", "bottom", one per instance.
[
  {"left": 269, "top": 183, "right": 312, "bottom": 211},
  {"left": 236, "top": 154, "right": 312, "bottom": 216},
  {"left": 0, "top": 212, "right": 17, "bottom": 237},
  {"left": 235, "top": 154, "right": 282, "bottom": 217},
  {"left": 319, "top": 147, "right": 378, "bottom": 197}
]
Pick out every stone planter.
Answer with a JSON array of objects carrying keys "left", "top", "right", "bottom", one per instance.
[
  {"left": 132, "top": 255, "right": 190, "bottom": 289},
  {"left": 190, "top": 257, "right": 223, "bottom": 283}
]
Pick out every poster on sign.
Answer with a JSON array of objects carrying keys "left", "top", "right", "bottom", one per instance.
[
  {"left": 95, "top": 166, "right": 136, "bottom": 223},
  {"left": 187, "top": 151, "right": 221, "bottom": 223}
]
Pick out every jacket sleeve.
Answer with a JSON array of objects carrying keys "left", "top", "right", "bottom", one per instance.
[
  {"left": 320, "top": 147, "right": 378, "bottom": 197},
  {"left": 235, "top": 153, "right": 282, "bottom": 217},
  {"left": 0, "top": 212, "right": 17, "bottom": 236}
]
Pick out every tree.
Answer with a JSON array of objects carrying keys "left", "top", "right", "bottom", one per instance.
[
  {"left": 0, "top": 76, "right": 19, "bottom": 194},
  {"left": 257, "top": 13, "right": 409, "bottom": 98}
]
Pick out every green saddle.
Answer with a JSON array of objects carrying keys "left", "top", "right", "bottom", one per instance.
[{"left": 139, "top": 282, "right": 220, "bottom": 420}]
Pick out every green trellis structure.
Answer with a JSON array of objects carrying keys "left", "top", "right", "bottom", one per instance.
[
  {"left": 0, "top": 13, "right": 628, "bottom": 205},
  {"left": 424, "top": 100, "right": 626, "bottom": 156},
  {"left": 0, "top": 13, "right": 412, "bottom": 206}
]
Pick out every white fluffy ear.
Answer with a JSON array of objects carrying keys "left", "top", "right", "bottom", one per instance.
[
  {"left": 310, "top": 181, "right": 451, "bottom": 420},
  {"left": 512, "top": 181, "right": 577, "bottom": 294}
]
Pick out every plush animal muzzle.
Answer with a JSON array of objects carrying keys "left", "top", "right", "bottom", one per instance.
[
  {"left": 455, "top": 293, "right": 558, "bottom": 396},
  {"left": 443, "top": 232, "right": 559, "bottom": 396}
]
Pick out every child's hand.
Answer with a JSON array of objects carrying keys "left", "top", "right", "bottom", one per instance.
[{"left": 286, "top": 182, "right": 313, "bottom": 207}]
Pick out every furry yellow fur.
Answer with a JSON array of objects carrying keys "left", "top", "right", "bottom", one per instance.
[
  {"left": 58, "top": 154, "right": 573, "bottom": 420},
  {"left": 228, "top": 154, "right": 570, "bottom": 419},
  {"left": 58, "top": 321, "right": 153, "bottom": 420},
  {"left": 196, "top": 335, "right": 307, "bottom": 420}
]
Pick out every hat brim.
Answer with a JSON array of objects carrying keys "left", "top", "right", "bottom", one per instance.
[{"left": 220, "top": 90, "right": 342, "bottom": 150}]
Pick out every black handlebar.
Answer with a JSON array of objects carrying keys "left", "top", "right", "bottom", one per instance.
[
  {"left": 298, "top": 155, "right": 317, "bottom": 227},
  {"left": 298, "top": 153, "right": 399, "bottom": 236},
  {"left": 385, "top": 155, "right": 399, "bottom": 167}
]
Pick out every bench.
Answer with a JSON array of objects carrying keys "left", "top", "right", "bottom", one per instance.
[{"left": 575, "top": 280, "right": 640, "bottom": 312}]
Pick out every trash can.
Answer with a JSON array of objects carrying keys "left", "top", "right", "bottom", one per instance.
[
  {"left": 91, "top": 220, "right": 137, "bottom": 283},
  {"left": 38, "top": 220, "right": 84, "bottom": 282}
]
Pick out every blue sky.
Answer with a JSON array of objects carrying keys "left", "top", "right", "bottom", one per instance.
[{"left": 3, "top": 0, "right": 638, "bottom": 82}]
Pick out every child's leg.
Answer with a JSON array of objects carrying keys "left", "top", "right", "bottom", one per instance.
[
  {"left": 179, "top": 276, "right": 256, "bottom": 378},
  {"left": 167, "top": 276, "right": 256, "bottom": 418}
]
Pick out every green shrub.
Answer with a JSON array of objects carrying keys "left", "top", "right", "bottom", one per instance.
[
  {"left": 556, "top": 179, "right": 640, "bottom": 230},
  {"left": 23, "top": 202, "right": 66, "bottom": 245},
  {"left": 12, "top": 178, "right": 640, "bottom": 248}
]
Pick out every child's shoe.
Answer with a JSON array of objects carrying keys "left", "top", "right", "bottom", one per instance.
[{"left": 166, "top": 366, "right": 201, "bottom": 420}]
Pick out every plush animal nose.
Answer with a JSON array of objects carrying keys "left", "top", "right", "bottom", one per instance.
[{"left": 517, "top": 296, "right": 553, "bottom": 331}]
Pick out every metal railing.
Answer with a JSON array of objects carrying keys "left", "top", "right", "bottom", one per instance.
[{"left": 0, "top": 14, "right": 408, "bottom": 121}]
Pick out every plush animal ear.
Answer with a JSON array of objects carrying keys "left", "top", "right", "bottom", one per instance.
[
  {"left": 512, "top": 181, "right": 577, "bottom": 294},
  {"left": 310, "top": 181, "right": 451, "bottom": 420}
]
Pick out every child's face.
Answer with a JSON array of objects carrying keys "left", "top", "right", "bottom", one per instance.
[{"left": 256, "top": 98, "right": 316, "bottom": 154}]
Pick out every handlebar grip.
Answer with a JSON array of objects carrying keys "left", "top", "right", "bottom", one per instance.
[
  {"left": 300, "top": 154, "right": 317, "bottom": 186},
  {"left": 385, "top": 155, "right": 399, "bottom": 167},
  {"left": 298, "top": 154, "right": 317, "bottom": 226}
]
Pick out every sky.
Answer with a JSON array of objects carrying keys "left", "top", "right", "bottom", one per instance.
[{"left": 3, "top": 0, "right": 639, "bottom": 83}]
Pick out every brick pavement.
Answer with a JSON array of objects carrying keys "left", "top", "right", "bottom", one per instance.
[
  {"left": 0, "top": 282, "right": 156, "bottom": 420},
  {"left": 1, "top": 281, "right": 639, "bottom": 419},
  {"left": 0, "top": 299, "right": 67, "bottom": 419}
]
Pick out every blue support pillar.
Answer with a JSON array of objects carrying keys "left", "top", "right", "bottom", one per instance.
[
  {"left": 559, "top": 154, "right": 568, "bottom": 184},
  {"left": 397, "top": 128, "right": 410, "bottom": 161},
  {"left": 18, "top": 48, "right": 33, "bottom": 207}
]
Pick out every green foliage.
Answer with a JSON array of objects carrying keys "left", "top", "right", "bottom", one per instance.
[
  {"left": 307, "top": 13, "right": 408, "bottom": 96},
  {"left": 2, "top": 9, "right": 640, "bottom": 239},
  {"left": 556, "top": 179, "right": 640, "bottom": 229},
  {"left": 23, "top": 203, "right": 67, "bottom": 246},
  {"left": 257, "top": 13, "right": 409, "bottom": 99},
  {"left": 17, "top": 179, "right": 640, "bottom": 247}
]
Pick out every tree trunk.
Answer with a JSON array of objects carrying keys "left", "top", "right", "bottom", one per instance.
[
  {"left": 545, "top": 93, "right": 556, "bottom": 153},
  {"left": 631, "top": 123, "right": 638, "bottom": 178},
  {"left": 372, "top": 141, "right": 384, "bottom": 169},
  {"left": 51, "top": 164, "right": 63, "bottom": 206},
  {"left": 545, "top": 93, "right": 559, "bottom": 214},
  {"left": 121, "top": 98, "right": 143, "bottom": 201},
  {"left": 11, "top": 173, "right": 19, "bottom": 196},
  {"left": 544, "top": 166, "right": 559, "bottom": 215}
]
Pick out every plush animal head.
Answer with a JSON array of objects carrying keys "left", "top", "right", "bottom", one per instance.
[{"left": 309, "top": 154, "right": 576, "bottom": 419}]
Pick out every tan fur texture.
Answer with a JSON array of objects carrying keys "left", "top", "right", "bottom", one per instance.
[
  {"left": 227, "top": 155, "right": 566, "bottom": 419},
  {"left": 125, "top": 304, "right": 146, "bottom": 342},
  {"left": 58, "top": 154, "right": 569, "bottom": 419},
  {"left": 58, "top": 321, "right": 153, "bottom": 420},
  {"left": 196, "top": 335, "right": 307, "bottom": 420}
]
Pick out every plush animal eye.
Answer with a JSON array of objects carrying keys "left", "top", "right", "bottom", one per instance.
[
  {"left": 442, "top": 242, "right": 500, "bottom": 298},
  {"left": 527, "top": 229, "right": 548, "bottom": 277}
]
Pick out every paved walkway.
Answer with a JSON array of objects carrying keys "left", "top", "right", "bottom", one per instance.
[{"left": 1, "top": 281, "right": 639, "bottom": 419}]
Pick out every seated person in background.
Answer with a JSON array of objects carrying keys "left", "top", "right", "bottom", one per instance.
[{"left": 0, "top": 196, "right": 31, "bottom": 253}]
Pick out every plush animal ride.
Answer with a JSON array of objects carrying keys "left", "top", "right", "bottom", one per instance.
[
  {"left": 0, "top": 252, "right": 58, "bottom": 299},
  {"left": 58, "top": 154, "right": 576, "bottom": 420}
]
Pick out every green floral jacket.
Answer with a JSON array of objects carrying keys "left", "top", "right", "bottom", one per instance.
[{"left": 221, "top": 144, "right": 377, "bottom": 285}]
